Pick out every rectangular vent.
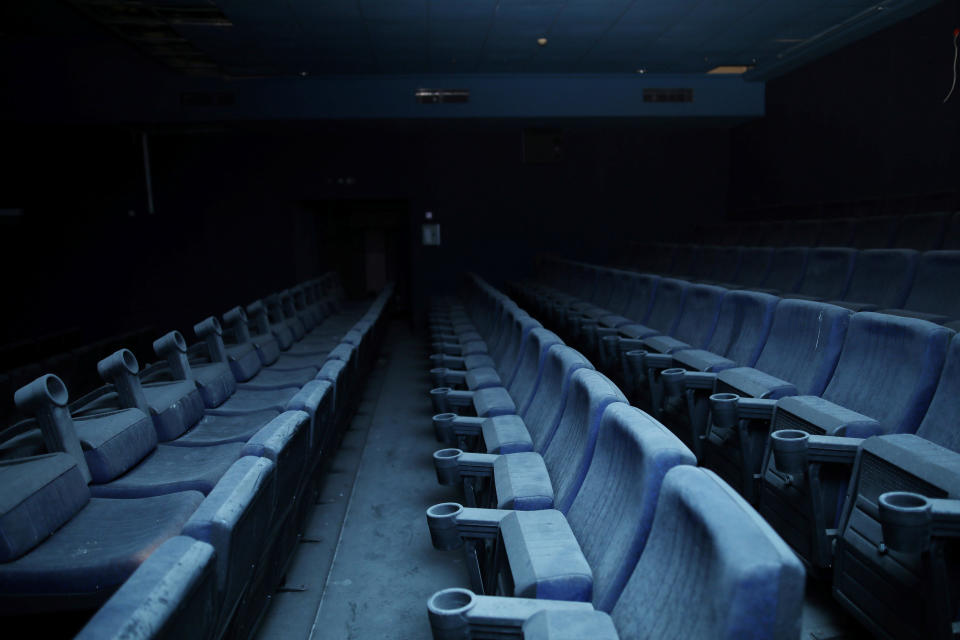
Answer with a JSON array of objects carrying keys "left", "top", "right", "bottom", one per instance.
[
  {"left": 181, "top": 91, "right": 236, "bottom": 107},
  {"left": 643, "top": 88, "right": 694, "bottom": 103},
  {"left": 415, "top": 89, "right": 469, "bottom": 104}
]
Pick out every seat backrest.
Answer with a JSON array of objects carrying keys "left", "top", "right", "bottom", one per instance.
[
  {"left": 568, "top": 263, "right": 597, "bottom": 299},
  {"left": 590, "top": 268, "right": 616, "bottom": 308},
  {"left": 853, "top": 215, "right": 899, "bottom": 249},
  {"left": 901, "top": 251, "right": 960, "bottom": 321},
  {"left": 841, "top": 249, "right": 917, "bottom": 308},
  {"left": 692, "top": 246, "right": 722, "bottom": 281},
  {"left": 669, "top": 284, "right": 726, "bottom": 350},
  {"left": 732, "top": 247, "right": 774, "bottom": 288},
  {"left": 650, "top": 244, "right": 677, "bottom": 274},
  {"left": 565, "top": 404, "right": 696, "bottom": 612},
  {"left": 523, "top": 345, "right": 594, "bottom": 450},
  {"left": 603, "top": 270, "right": 637, "bottom": 316},
  {"left": 718, "top": 224, "right": 742, "bottom": 246},
  {"left": 540, "top": 369, "right": 627, "bottom": 514},
  {"left": 795, "top": 247, "right": 857, "bottom": 300},
  {"left": 611, "top": 466, "right": 804, "bottom": 640},
  {"left": 784, "top": 219, "right": 821, "bottom": 247},
  {"left": 752, "top": 300, "right": 851, "bottom": 396},
  {"left": 822, "top": 313, "right": 952, "bottom": 436},
  {"left": 818, "top": 217, "right": 857, "bottom": 247},
  {"left": 669, "top": 245, "right": 701, "bottom": 278},
  {"left": 762, "top": 247, "right": 808, "bottom": 293},
  {"left": 507, "top": 328, "right": 563, "bottom": 413},
  {"left": 498, "top": 315, "right": 543, "bottom": 387},
  {"left": 738, "top": 222, "right": 768, "bottom": 246},
  {"left": 642, "top": 278, "right": 689, "bottom": 334},
  {"left": 915, "top": 332, "right": 960, "bottom": 452},
  {"left": 760, "top": 222, "right": 788, "bottom": 247},
  {"left": 944, "top": 211, "right": 960, "bottom": 250},
  {"left": 703, "top": 291, "right": 779, "bottom": 366},
  {"left": 711, "top": 246, "right": 742, "bottom": 283},
  {"left": 893, "top": 211, "right": 949, "bottom": 251},
  {"left": 486, "top": 307, "right": 528, "bottom": 368},
  {"left": 619, "top": 273, "right": 660, "bottom": 324}
]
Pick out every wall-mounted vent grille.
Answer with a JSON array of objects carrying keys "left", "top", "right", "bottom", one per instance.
[
  {"left": 643, "top": 88, "right": 694, "bottom": 103},
  {"left": 415, "top": 89, "right": 470, "bottom": 104}
]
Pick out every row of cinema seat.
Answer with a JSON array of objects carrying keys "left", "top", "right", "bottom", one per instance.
[
  {"left": 418, "top": 274, "right": 806, "bottom": 640},
  {"left": 611, "top": 245, "right": 960, "bottom": 329},
  {"left": 511, "top": 257, "right": 960, "bottom": 640},
  {"left": 0, "top": 273, "right": 394, "bottom": 640},
  {"left": 680, "top": 209, "right": 960, "bottom": 251}
]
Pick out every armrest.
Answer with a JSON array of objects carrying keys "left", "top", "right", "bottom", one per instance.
[
  {"left": 426, "top": 589, "right": 598, "bottom": 640},
  {"left": 768, "top": 430, "right": 863, "bottom": 482},
  {"left": 425, "top": 503, "right": 512, "bottom": 550},
  {"left": 445, "top": 389, "right": 476, "bottom": 407},
  {"left": 456, "top": 507, "right": 513, "bottom": 539},
  {"left": 430, "top": 368, "right": 468, "bottom": 388},
  {"left": 430, "top": 353, "right": 466, "bottom": 369},
  {"left": 452, "top": 416, "right": 486, "bottom": 437},
  {"left": 710, "top": 394, "right": 777, "bottom": 430},
  {"left": 879, "top": 492, "right": 960, "bottom": 554},
  {"left": 429, "top": 388, "right": 475, "bottom": 414},
  {"left": 661, "top": 369, "right": 716, "bottom": 399},
  {"left": 806, "top": 435, "right": 863, "bottom": 464},
  {"left": 644, "top": 352, "right": 675, "bottom": 371},
  {"left": 683, "top": 371, "right": 718, "bottom": 390},
  {"left": 457, "top": 452, "right": 499, "bottom": 477},
  {"left": 433, "top": 342, "right": 464, "bottom": 356}
]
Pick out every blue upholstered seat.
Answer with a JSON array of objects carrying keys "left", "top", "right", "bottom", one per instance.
[
  {"left": 832, "top": 248, "right": 917, "bottom": 311},
  {"left": 787, "top": 247, "right": 856, "bottom": 301},
  {"left": 703, "top": 300, "right": 851, "bottom": 500},
  {"left": 882, "top": 250, "right": 960, "bottom": 327},
  {"left": 759, "top": 312, "right": 953, "bottom": 567},
  {"left": 829, "top": 332, "right": 960, "bottom": 639},
  {"left": 428, "top": 466, "right": 805, "bottom": 640}
]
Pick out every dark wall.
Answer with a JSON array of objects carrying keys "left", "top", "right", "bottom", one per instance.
[
  {"left": 0, "top": 120, "right": 731, "bottom": 349},
  {"left": 0, "top": 125, "right": 323, "bottom": 350},
  {"left": 729, "top": 1, "right": 960, "bottom": 218}
]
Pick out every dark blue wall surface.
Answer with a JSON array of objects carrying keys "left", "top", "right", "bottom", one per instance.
[
  {"left": 0, "top": 120, "right": 731, "bottom": 345},
  {"left": 729, "top": 1, "right": 959, "bottom": 218}
]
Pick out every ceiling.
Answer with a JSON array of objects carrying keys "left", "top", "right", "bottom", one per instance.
[{"left": 55, "top": 0, "right": 938, "bottom": 78}]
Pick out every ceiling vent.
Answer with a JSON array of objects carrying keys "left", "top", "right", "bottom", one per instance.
[{"left": 642, "top": 88, "right": 694, "bottom": 103}]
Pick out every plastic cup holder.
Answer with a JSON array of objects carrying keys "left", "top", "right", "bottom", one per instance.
[
  {"left": 711, "top": 392, "right": 739, "bottom": 402},
  {"left": 427, "top": 588, "right": 477, "bottom": 640},
  {"left": 426, "top": 503, "right": 465, "bottom": 551},
  {"left": 428, "top": 587, "right": 476, "bottom": 614},
  {"left": 433, "top": 447, "right": 463, "bottom": 485},
  {"left": 878, "top": 491, "right": 934, "bottom": 554},
  {"left": 427, "top": 503, "right": 463, "bottom": 518},
  {"left": 880, "top": 492, "right": 930, "bottom": 513},
  {"left": 432, "top": 412, "right": 457, "bottom": 443}
]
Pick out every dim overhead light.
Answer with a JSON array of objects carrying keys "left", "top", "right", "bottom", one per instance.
[
  {"left": 706, "top": 65, "right": 752, "bottom": 75},
  {"left": 636, "top": 68, "right": 647, "bottom": 74},
  {"left": 537, "top": 37, "right": 547, "bottom": 46}
]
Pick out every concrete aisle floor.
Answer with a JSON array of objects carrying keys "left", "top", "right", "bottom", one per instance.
[{"left": 257, "top": 321, "right": 468, "bottom": 640}]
